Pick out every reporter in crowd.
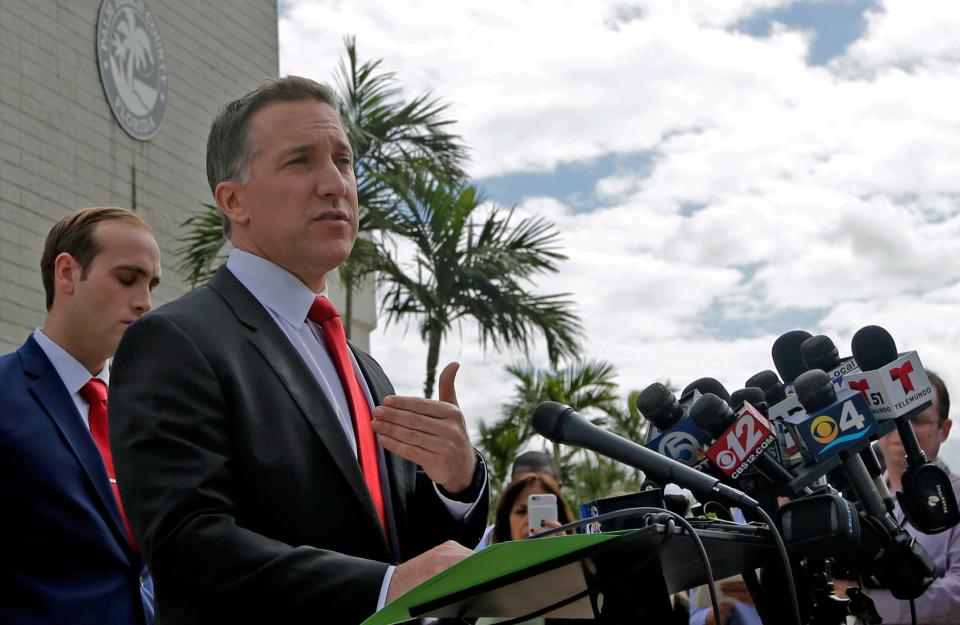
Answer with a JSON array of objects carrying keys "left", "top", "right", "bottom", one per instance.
[
  {"left": 491, "top": 472, "right": 574, "bottom": 544},
  {"left": 835, "top": 370, "right": 960, "bottom": 624},
  {"left": 476, "top": 450, "right": 563, "bottom": 549},
  {"left": 0, "top": 207, "right": 161, "bottom": 624}
]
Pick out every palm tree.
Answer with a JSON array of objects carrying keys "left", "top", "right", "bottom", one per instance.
[
  {"left": 369, "top": 171, "right": 582, "bottom": 398},
  {"left": 333, "top": 36, "right": 468, "bottom": 334},
  {"left": 477, "top": 358, "right": 624, "bottom": 503},
  {"left": 175, "top": 37, "right": 469, "bottom": 338}
]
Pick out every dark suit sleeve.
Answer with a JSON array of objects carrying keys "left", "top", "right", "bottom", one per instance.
[{"left": 110, "top": 313, "right": 387, "bottom": 623}]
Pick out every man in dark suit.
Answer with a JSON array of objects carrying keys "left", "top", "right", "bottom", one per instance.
[
  {"left": 108, "top": 76, "right": 489, "bottom": 625},
  {"left": 0, "top": 206, "right": 162, "bottom": 624}
]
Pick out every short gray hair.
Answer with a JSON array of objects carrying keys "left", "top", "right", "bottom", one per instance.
[{"left": 205, "top": 76, "right": 339, "bottom": 237}]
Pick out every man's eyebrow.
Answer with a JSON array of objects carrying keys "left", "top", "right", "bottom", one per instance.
[
  {"left": 279, "top": 144, "right": 311, "bottom": 159},
  {"left": 113, "top": 263, "right": 160, "bottom": 284}
]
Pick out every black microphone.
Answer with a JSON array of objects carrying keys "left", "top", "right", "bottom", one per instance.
[
  {"left": 793, "top": 369, "right": 889, "bottom": 520},
  {"left": 851, "top": 325, "right": 926, "bottom": 466},
  {"left": 682, "top": 377, "right": 731, "bottom": 403},
  {"left": 800, "top": 335, "right": 840, "bottom": 372},
  {"left": 533, "top": 401, "right": 758, "bottom": 509},
  {"left": 772, "top": 330, "right": 812, "bottom": 386},
  {"left": 690, "top": 393, "right": 799, "bottom": 490},
  {"left": 637, "top": 383, "right": 713, "bottom": 466},
  {"left": 636, "top": 383, "right": 684, "bottom": 431},
  {"left": 801, "top": 334, "right": 859, "bottom": 379},
  {"left": 746, "top": 370, "right": 787, "bottom": 406},
  {"left": 730, "top": 387, "right": 767, "bottom": 414},
  {"left": 851, "top": 325, "right": 960, "bottom": 534}
]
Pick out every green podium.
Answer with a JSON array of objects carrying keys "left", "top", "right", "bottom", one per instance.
[{"left": 362, "top": 521, "right": 779, "bottom": 625}]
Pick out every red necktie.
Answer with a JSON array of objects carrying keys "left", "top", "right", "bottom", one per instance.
[
  {"left": 308, "top": 296, "right": 387, "bottom": 533},
  {"left": 80, "top": 379, "right": 136, "bottom": 550}
]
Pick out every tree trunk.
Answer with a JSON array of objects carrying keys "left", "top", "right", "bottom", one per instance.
[{"left": 423, "top": 328, "right": 442, "bottom": 398}]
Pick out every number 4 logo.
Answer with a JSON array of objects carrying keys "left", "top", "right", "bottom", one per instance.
[{"left": 839, "top": 401, "right": 866, "bottom": 431}]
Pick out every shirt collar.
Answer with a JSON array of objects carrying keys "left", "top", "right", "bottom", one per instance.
[
  {"left": 32, "top": 328, "right": 110, "bottom": 395},
  {"left": 226, "top": 249, "right": 327, "bottom": 328}
]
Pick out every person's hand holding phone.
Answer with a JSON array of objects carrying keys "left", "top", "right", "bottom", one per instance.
[{"left": 527, "top": 493, "right": 560, "bottom": 537}]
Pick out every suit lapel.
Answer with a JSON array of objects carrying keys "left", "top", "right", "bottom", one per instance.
[
  {"left": 19, "top": 337, "right": 133, "bottom": 559},
  {"left": 207, "top": 267, "right": 388, "bottom": 546}
]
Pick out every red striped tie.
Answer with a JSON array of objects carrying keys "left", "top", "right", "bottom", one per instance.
[
  {"left": 80, "top": 379, "right": 137, "bottom": 550},
  {"left": 308, "top": 296, "right": 387, "bottom": 533}
]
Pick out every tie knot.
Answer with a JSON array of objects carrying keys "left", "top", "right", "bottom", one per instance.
[
  {"left": 80, "top": 378, "right": 108, "bottom": 405},
  {"left": 308, "top": 296, "right": 340, "bottom": 325}
]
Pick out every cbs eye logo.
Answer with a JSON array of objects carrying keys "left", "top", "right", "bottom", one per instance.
[{"left": 810, "top": 416, "right": 839, "bottom": 444}]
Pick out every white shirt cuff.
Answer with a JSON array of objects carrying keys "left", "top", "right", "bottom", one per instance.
[
  {"left": 377, "top": 565, "right": 396, "bottom": 610},
  {"left": 433, "top": 462, "right": 487, "bottom": 521}
]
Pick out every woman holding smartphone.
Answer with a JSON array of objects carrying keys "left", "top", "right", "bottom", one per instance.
[{"left": 491, "top": 472, "right": 576, "bottom": 543}]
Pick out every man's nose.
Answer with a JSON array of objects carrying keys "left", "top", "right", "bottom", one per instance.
[
  {"left": 314, "top": 158, "right": 348, "bottom": 198},
  {"left": 133, "top": 284, "right": 153, "bottom": 314}
]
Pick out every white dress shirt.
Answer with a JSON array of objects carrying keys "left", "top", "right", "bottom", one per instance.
[{"left": 32, "top": 328, "right": 108, "bottom": 430}]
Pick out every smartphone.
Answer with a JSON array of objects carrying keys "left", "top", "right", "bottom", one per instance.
[{"left": 527, "top": 493, "right": 558, "bottom": 536}]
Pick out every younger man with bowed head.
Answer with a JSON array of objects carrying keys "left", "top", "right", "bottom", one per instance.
[
  {"left": 109, "top": 76, "right": 488, "bottom": 625},
  {"left": 0, "top": 207, "right": 161, "bottom": 624}
]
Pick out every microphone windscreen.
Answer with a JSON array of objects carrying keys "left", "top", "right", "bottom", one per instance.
[
  {"left": 636, "top": 383, "right": 681, "bottom": 430},
  {"left": 793, "top": 369, "right": 836, "bottom": 413},
  {"left": 682, "top": 377, "right": 731, "bottom": 403},
  {"left": 772, "top": 330, "right": 813, "bottom": 384},
  {"left": 689, "top": 392, "right": 735, "bottom": 439},
  {"left": 746, "top": 370, "right": 787, "bottom": 405},
  {"left": 731, "top": 387, "right": 766, "bottom": 412},
  {"left": 533, "top": 401, "right": 571, "bottom": 442},
  {"left": 851, "top": 325, "right": 898, "bottom": 371},
  {"left": 801, "top": 335, "right": 840, "bottom": 372}
]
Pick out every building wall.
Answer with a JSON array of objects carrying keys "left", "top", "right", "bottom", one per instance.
[{"left": 0, "top": 0, "right": 375, "bottom": 353}]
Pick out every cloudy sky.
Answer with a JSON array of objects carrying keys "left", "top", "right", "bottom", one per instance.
[{"left": 278, "top": 0, "right": 960, "bottom": 467}]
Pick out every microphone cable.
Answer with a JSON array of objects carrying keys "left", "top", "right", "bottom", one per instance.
[{"left": 751, "top": 504, "right": 802, "bottom": 625}]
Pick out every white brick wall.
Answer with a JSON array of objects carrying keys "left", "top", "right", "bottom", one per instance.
[{"left": 0, "top": 1, "right": 375, "bottom": 353}]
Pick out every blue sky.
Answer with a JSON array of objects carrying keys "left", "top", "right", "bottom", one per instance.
[{"left": 280, "top": 0, "right": 960, "bottom": 467}]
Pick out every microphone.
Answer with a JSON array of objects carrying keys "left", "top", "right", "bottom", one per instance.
[
  {"left": 745, "top": 370, "right": 787, "bottom": 406},
  {"left": 690, "top": 393, "right": 798, "bottom": 489},
  {"left": 730, "top": 387, "right": 767, "bottom": 414},
  {"left": 682, "top": 377, "right": 731, "bottom": 403},
  {"left": 771, "top": 330, "right": 812, "bottom": 386},
  {"left": 800, "top": 334, "right": 859, "bottom": 380},
  {"left": 850, "top": 325, "right": 959, "bottom": 534},
  {"left": 799, "top": 333, "right": 891, "bottom": 506},
  {"left": 636, "top": 383, "right": 684, "bottom": 431},
  {"left": 791, "top": 369, "right": 878, "bottom": 468},
  {"left": 637, "top": 384, "right": 712, "bottom": 467},
  {"left": 746, "top": 369, "right": 805, "bottom": 464},
  {"left": 533, "top": 401, "right": 759, "bottom": 509}
]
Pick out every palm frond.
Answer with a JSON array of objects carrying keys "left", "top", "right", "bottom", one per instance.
[{"left": 175, "top": 204, "right": 227, "bottom": 288}]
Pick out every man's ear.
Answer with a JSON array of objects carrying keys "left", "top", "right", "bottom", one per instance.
[
  {"left": 940, "top": 419, "right": 952, "bottom": 442},
  {"left": 53, "top": 252, "right": 81, "bottom": 300},
  {"left": 215, "top": 180, "right": 249, "bottom": 231}
]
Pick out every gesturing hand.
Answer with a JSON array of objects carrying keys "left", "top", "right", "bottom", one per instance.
[{"left": 372, "top": 362, "right": 477, "bottom": 494}]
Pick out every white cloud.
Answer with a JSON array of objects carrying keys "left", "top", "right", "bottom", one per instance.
[
  {"left": 843, "top": 0, "right": 960, "bottom": 69},
  {"left": 282, "top": 0, "right": 960, "bottom": 471}
]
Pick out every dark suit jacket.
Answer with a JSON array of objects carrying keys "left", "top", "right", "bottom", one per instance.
[
  {"left": 108, "top": 266, "right": 488, "bottom": 625},
  {"left": 0, "top": 336, "right": 146, "bottom": 625}
]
